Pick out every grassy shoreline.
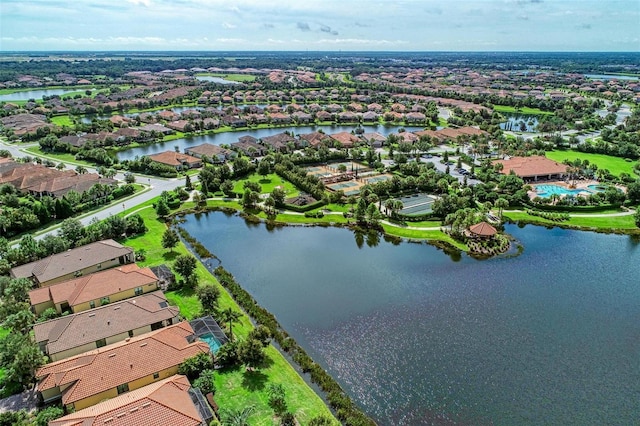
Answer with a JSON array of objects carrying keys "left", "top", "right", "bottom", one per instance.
[{"left": 122, "top": 201, "right": 337, "bottom": 424}]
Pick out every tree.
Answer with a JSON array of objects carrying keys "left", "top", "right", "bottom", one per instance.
[
  {"left": 155, "top": 197, "right": 170, "bottom": 218},
  {"left": 267, "top": 383, "right": 287, "bottom": 416},
  {"left": 57, "top": 218, "right": 85, "bottom": 247},
  {"left": 257, "top": 160, "right": 271, "bottom": 179},
  {"left": 35, "top": 406, "right": 64, "bottom": 426},
  {"left": 248, "top": 324, "right": 272, "bottom": 347},
  {"left": 196, "top": 284, "right": 220, "bottom": 315},
  {"left": 271, "top": 187, "right": 286, "bottom": 207},
  {"left": 178, "top": 352, "right": 214, "bottom": 381},
  {"left": 161, "top": 228, "right": 180, "bottom": 253},
  {"left": 238, "top": 337, "right": 266, "bottom": 370},
  {"left": 185, "top": 174, "right": 193, "bottom": 190},
  {"left": 174, "top": 254, "right": 197, "bottom": 282},
  {"left": 192, "top": 369, "right": 216, "bottom": 395},
  {"left": 124, "top": 173, "right": 136, "bottom": 184},
  {"left": 634, "top": 209, "right": 640, "bottom": 228},
  {"left": 220, "top": 307, "right": 242, "bottom": 341},
  {"left": 0, "top": 333, "right": 45, "bottom": 389},
  {"left": 220, "top": 406, "right": 256, "bottom": 426},
  {"left": 75, "top": 165, "right": 88, "bottom": 174},
  {"left": 221, "top": 180, "right": 235, "bottom": 197},
  {"left": 309, "top": 416, "right": 337, "bottom": 426},
  {"left": 494, "top": 197, "right": 509, "bottom": 221}
]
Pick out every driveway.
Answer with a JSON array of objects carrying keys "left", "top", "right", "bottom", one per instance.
[{"left": 0, "top": 388, "right": 38, "bottom": 414}]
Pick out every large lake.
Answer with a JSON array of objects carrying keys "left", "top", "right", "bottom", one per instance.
[
  {"left": 0, "top": 88, "right": 91, "bottom": 101},
  {"left": 181, "top": 212, "right": 640, "bottom": 426},
  {"left": 117, "top": 124, "right": 424, "bottom": 160}
]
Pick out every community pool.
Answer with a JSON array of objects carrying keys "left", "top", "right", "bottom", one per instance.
[
  {"left": 534, "top": 184, "right": 606, "bottom": 198},
  {"left": 200, "top": 333, "right": 223, "bottom": 353}
]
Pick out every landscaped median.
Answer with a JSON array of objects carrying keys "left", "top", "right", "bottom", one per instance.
[{"left": 121, "top": 200, "right": 340, "bottom": 424}]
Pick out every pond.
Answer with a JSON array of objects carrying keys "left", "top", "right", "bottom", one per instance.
[
  {"left": 499, "top": 113, "right": 539, "bottom": 132},
  {"left": 584, "top": 74, "right": 639, "bottom": 81},
  {"left": 116, "top": 124, "right": 424, "bottom": 160},
  {"left": 181, "top": 212, "right": 640, "bottom": 425},
  {"left": 195, "top": 76, "right": 241, "bottom": 84},
  {"left": 0, "top": 88, "right": 93, "bottom": 102}
]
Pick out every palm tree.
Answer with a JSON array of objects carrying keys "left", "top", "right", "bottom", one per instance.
[
  {"left": 220, "top": 307, "right": 241, "bottom": 341},
  {"left": 221, "top": 406, "right": 256, "bottom": 426},
  {"left": 494, "top": 197, "right": 509, "bottom": 222}
]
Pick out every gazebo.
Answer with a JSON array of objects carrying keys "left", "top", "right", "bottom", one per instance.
[{"left": 468, "top": 221, "right": 497, "bottom": 239}]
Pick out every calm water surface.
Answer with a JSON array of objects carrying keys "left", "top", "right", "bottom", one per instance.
[
  {"left": 0, "top": 88, "right": 90, "bottom": 101},
  {"left": 182, "top": 212, "right": 640, "bottom": 425},
  {"left": 117, "top": 124, "right": 423, "bottom": 160}
]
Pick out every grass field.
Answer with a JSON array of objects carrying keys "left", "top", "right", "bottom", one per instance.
[
  {"left": 50, "top": 115, "right": 75, "bottom": 127},
  {"left": 504, "top": 210, "right": 637, "bottom": 230},
  {"left": 546, "top": 150, "right": 638, "bottom": 177},
  {"left": 121, "top": 202, "right": 335, "bottom": 423},
  {"left": 232, "top": 173, "right": 299, "bottom": 197},
  {"left": 493, "top": 105, "right": 554, "bottom": 115}
]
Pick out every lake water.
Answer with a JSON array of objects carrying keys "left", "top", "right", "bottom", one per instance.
[
  {"left": 584, "top": 74, "right": 639, "bottom": 81},
  {"left": 0, "top": 88, "right": 91, "bottom": 101},
  {"left": 195, "top": 76, "right": 240, "bottom": 84},
  {"left": 181, "top": 212, "right": 640, "bottom": 425},
  {"left": 116, "top": 124, "right": 424, "bottom": 160},
  {"left": 499, "top": 114, "right": 539, "bottom": 132}
]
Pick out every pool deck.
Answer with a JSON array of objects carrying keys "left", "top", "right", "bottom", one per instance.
[{"left": 529, "top": 179, "right": 604, "bottom": 200}]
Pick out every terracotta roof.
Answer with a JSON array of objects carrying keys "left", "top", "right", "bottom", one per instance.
[
  {"left": 48, "top": 375, "right": 204, "bottom": 426},
  {"left": 469, "top": 222, "right": 497, "bottom": 237},
  {"left": 148, "top": 151, "right": 201, "bottom": 167},
  {"left": 329, "top": 132, "right": 359, "bottom": 147},
  {"left": 493, "top": 156, "right": 568, "bottom": 177},
  {"left": 36, "top": 322, "right": 210, "bottom": 407},
  {"left": 29, "top": 264, "right": 158, "bottom": 308},
  {"left": 34, "top": 291, "right": 179, "bottom": 358},
  {"left": 11, "top": 240, "right": 133, "bottom": 285},
  {"left": 185, "top": 143, "right": 232, "bottom": 158}
]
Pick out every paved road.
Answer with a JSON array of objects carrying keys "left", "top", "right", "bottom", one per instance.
[{"left": 0, "top": 138, "right": 191, "bottom": 239}]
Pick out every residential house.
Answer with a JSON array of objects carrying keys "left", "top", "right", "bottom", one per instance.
[
  {"left": 148, "top": 151, "right": 202, "bottom": 170},
  {"left": 299, "top": 131, "right": 330, "bottom": 148},
  {"left": 405, "top": 112, "right": 427, "bottom": 123},
  {"left": 48, "top": 375, "right": 213, "bottom": 426},
  {"left": 28, "top": 263, "right": 159, "bottom": 315},
  {"left": 362, "top": 111, "right": 379, "bottom": 122},
  {"left": 10, "top": 239, "right": 134, "bottom": 287},
  {"left": 329, "top": 132, "right": 359, "bottom": 148},
  {"left": 185, "top": 143, "right": 236, "bottom": 163},
  {"left": 269, "top": 112, "right": 293, "bottom": 125},
  {"left": 36, "top": 322, "right": 210, "bottom": 411},
  {"left": 292, "top": 111, "right": 313, "bottom": 124},
  {"left": 361, "top": 132, "right": 386, "bottom": 148},
  {"left": 231, "top": 138, "right": 266, "bottom": 157},
  {"left": 138, "top": 123, "right": 174, "bottom": 135},
  {"left": 166, "top": 120, "right": 193, "bottom": 132},
  {"left": 261, "top": 132, "right": 296, "bottom": 152},
  {"left": 33, "top": 291, "right": 179, "bottom": 361}
]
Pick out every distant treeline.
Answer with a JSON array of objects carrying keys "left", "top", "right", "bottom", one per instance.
[{"left": 1, "top": 51, "right": 638, "bottom": 82}]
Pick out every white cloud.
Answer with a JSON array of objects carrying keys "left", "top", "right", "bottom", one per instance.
[
  {"left": 127, "top": 0, "right": 151, "bottom": 6},
  {"left": 222, "top": 22, "right": 237, "bottom": 29}
]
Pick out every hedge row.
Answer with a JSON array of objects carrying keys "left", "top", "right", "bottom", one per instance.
[
  {"left": 525, "top": 202, "right": 619, "bottom": 213},
  {"left": 284, "top": 200, "right": 326, "bottom": 213},
  {"left": 525, "top": 209, "right": 570, "bottom": 222},
  {"left": 214, "top": 266, "right": 376, "bottom": 426}
]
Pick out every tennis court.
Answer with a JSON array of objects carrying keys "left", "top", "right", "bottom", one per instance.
[
  {"left": 365, "top": 174, "right": 393, "bottom": 184},
  {"left": 398, "top": 193, "right": 437, "bottom": 215}
]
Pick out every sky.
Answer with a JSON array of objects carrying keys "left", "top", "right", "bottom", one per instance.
[{"left": 0, "top": 0, "right": 638, "bottom": 52}]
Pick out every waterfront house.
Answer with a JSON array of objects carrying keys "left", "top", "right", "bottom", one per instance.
[
  {"left": 10, "top": 239, "right": 134, "bottom": 287},
  {"left": 49, "top": 375, "right": 213, "bottom": 426},
  {"left": 28, "top": 263, "right": 159, "bottom": 315},
  {"left": 149, "top": 151, "right": 202, "bottom": 170},
  {"left": 33, "top": 290, "right": 179, "bottom": 361},
  {"left": 36, "top": 322, "right": 210, "bottom": 411},
  {"left": 493, "top": 156, "right": 568, "bottom": 181},
  {"left": 185, "top": 143, "right": 236, "bottom": 163}
]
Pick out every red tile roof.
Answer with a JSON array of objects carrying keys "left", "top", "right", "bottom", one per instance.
[
  {"left": 469, "top": 222, "right": 497, "bottom": 237},
  {"left": 49, "top": 375, "right": 204, "bottom": 426},
  {"left": 28, "top": 264, "right": 158, "bottom": 308},
  {"left": 493, "top": 156, "right": 568, "bottom": 178},
  {"left": 36, "top": 322, "right": 209, "bottom": 407}
]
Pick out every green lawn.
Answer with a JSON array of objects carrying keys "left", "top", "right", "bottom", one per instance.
[
  {"left": 232, "top": 173, "right": 299, "bottom": 196},
  {"left": 504, "top": 210, "right": 638, "bottom": 230},
  {"left": 492, "top": 105, "right": 553, "bottom": 115},
  {"left": 380, "top": 223, "right": 468, "bottom": 250},
  {"left": 546, "top": 150, "right": 638, "bottom": 177},
  {"left": 24, "top": 146, "right": 95, "bottom": 167},
  {"left": 121, "top": 202, "right": 335, "bottom": 423},
  {"left": 50, "top": 115, "right": 75, "bottom": 127}
]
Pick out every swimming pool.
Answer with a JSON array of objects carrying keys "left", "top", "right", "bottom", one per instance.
[
  {"left": 200, "top": 333, "right": 223, "bottom": 353},
  {"left": 534, "top": 184, "right": 588, "bottom": 197}
]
